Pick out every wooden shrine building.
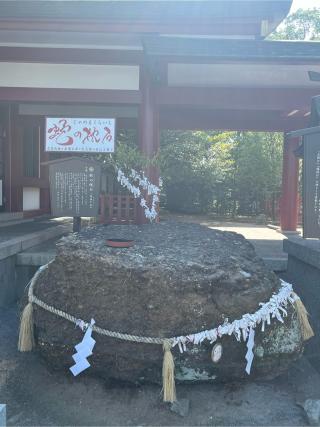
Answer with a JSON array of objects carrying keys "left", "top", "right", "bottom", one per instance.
[{"left": 0, "top": 0, "right": 319, "bottom": 229}]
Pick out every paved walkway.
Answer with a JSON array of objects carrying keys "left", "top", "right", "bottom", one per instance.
[
  {"left": 207, "top": 223, "right": 286, "bottom": 259},
  {"left": 0, "top": 217, "right": 71, "bottom": 243}
]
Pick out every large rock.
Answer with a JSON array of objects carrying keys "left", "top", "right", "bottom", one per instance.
[{"left": 33, "top": 221, "right": 303, "bottom": 383}]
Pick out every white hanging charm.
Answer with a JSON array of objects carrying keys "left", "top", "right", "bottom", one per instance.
[
  {"left": 245, "top": 327, "right": 255, "bottom": 375},
  {"left": 70, "top": 318, "right": 96, "bottom": 376},
  {"left": 116, "top": 168, "right": 161, "bottom": 222},
  {"left": 211, "top": 343, "right": 223, "bottom": 363}
]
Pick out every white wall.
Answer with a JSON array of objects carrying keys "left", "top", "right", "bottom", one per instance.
[
  {"left": 0, "top": 62, "right": 139, "bottom": 90},
  {"left": 23, "top": 187, "right": 40, "bottom": 211},
  {"left": 168, "top": 63, "right": 320, "bottom": 88}
]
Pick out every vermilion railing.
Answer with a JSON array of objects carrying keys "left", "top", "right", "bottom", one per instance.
[{"left": 99, "top": 193, "right": 137, "bottom": 225}]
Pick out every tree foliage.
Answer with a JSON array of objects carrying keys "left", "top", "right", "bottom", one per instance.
[
  {"left": 159, "top": 131, "right": 283, "bottom": 218},
  {"left": 97, "top": 129, "right": 150, "bottom": 174},
  {"left": 231, "top": 132, "right": 283, "bottom": 217},
  {"left": 158, "top": 131, "right": 233, "bottom": 213},
  {"left": 269, "top": 8, "right": 320, "bottom": 40}
]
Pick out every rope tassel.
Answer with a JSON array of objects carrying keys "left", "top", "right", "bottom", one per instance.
[
  {"left": 18, "top": 302, "right": 35, "bottom": 352},
  {"left": 162, "top": 340, "right": 176, "bottom": 403},
  {"left": 294, "top": 295, "right": 314, "bottom": 341}
]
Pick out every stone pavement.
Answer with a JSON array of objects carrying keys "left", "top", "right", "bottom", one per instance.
[{"left": 208, "top": 222, "right": 288, "bottom": 271}]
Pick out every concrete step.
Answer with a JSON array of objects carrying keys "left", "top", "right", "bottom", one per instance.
[
  {"left": 0, "top": 212, "right": 23, "bottom": 222},
  {"left": 263, "top": 257, "right": 288, "bottom": 272},
  {"left": 16, "top": 250, "right": 55, "bottom": 266},
  {"left": 0, "top": 224, "right": 69, "bottom": 262},
  {"left": 15, "top": 237, "right": 58, "bottom": 266},
  {"left": 0, "top": 218, "right": 34, "bottom": 228}
]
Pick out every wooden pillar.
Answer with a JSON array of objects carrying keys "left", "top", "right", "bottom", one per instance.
[
  {"left": 280, "top": 135, "right": 300, "bottom": 232},
  {"left": 137, "top": 67, "right": 160, "bottom": 224},
  {"left": 3, "top": 105, "right": 12, "bottom": 212},
  {"left": 39, "top": 120, "right": 51, "bottom": 214}
]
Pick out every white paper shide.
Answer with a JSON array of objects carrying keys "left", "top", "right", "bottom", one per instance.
[{"left": 70, "top": 319, "right": 96, "bottom": 376}]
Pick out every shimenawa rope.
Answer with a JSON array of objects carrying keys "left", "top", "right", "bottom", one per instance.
[{"left": 18, "top": 262, "right": 314, "bottom": 403}]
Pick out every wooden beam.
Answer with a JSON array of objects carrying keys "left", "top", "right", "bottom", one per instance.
[
  {"left": 159, "top": 109, "right": 308, "bottom": 132},
  {"left": 156, "top": 87, "right": 318, "bottom": 112},
  {"left": 0, "top": 19, "right": 260, "bottom": 36},
  {"left": 0, "top": 87, "right": 141, "bottom": 104},
  {"left": 0, "top": 47, "right": 143, "bottom": 65}
]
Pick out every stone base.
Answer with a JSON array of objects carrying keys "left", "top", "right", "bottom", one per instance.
[
  {"left": 283, "top": 238, "right": 320, "bottom": 369},
  {"left": 0, "top": 256, "right": 37, "bottom": 307},
  {"left": 0, "top": 404, "right": 6, "bottom": 427}
]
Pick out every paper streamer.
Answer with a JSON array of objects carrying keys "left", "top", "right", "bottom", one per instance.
[
  {"left": 70, "top": 319, "right": 96, "bottom": 376},
  {"left": 245, "top": 328, "right": 255, "bottom": 375}
]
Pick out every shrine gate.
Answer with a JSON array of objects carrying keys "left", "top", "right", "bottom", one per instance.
[{"left": 0, "top": 0, "right": 319, "bottom": 230}]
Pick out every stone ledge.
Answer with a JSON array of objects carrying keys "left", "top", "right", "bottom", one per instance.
[
  {"left": 0, "top": 404, "right": 6, "bottom": 427},
  {"left": 283, "top": 238, "right": 320, "bottom": 270},
  {"left": 263, "top": 257, "right": 287, "bottom": 272},
  {"left": 0, "top": 212, "right": 23, "bottom": 222},
  {"left": 16, "top": 251, "right": 55, "bottom": 266},
  {"left": 0, "top": 225, "right": 69, "bottom": 261},
  {"left": 0, "top": 218, "right": 34, "bottom": 228}
]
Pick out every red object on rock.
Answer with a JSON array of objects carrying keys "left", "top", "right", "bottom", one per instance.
[{"left": 106, "top": 239, "right": 134, "bottom": 248}]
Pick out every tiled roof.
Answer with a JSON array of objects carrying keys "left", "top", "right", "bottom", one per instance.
[
  {"left": 0, "top": 1, "right": 291, "bottom": 22},
  {"left": 143, "top": 37, "right": 320, "bottom": 61}
]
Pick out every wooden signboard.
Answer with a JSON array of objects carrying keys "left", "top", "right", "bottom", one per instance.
[
  {"left": 45, "top": 117, "right": 115, "bottom": 153},
  {"left": 48, "top": 158, "right": 101, "bottom": 218},
  {"left": 303, "top": 132, "right": 320, "bottom": 238},
  {"left": 288, "top": 126, "right": 320, "bottom": 238}
]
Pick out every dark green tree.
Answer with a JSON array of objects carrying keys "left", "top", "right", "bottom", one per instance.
[
  {"left": 159, "top": 130, "right": 283, "bottom": 219},
  {"left": 232, "top": 132, "right": 283, "bottom": 218},
  {"left": 269, "top": 8, "right": 320, "bottom": 40}
]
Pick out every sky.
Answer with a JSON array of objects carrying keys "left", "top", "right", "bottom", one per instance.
[{"left": 291, "top": 0, "right": 320, "bottom": 11}]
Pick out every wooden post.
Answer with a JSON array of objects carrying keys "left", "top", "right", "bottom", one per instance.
[
  {"left": 99, "top": 192, "right": 107, "bottom": 224},
  {"left": 137, "top": 67, "right": 160, "bottom": 224},
  {"left": 3, "top": 105, "right": 12, "bottom": 212},
  {"left": 280, "top": 135, "right": 300, "bottom": 232},
  {"left": 73, "top": 216, "right": 81, "bottom": 232}
]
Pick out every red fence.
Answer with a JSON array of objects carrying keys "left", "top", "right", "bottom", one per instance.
[{"left": 99, "top": 194, "right": 137, "bottom": 225}]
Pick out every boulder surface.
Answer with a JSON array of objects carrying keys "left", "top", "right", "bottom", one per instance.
[{"left": 33, "top": 221, "right": 303, "bottom": 383}]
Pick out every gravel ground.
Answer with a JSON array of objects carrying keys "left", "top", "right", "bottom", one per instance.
[{"left": 0, "top": 304, "right": 315, "bottom": 426}]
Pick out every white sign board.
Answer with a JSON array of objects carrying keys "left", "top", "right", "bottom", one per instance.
[{"left": 45, "top": 117, "right": 115, "bottom": 153}]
